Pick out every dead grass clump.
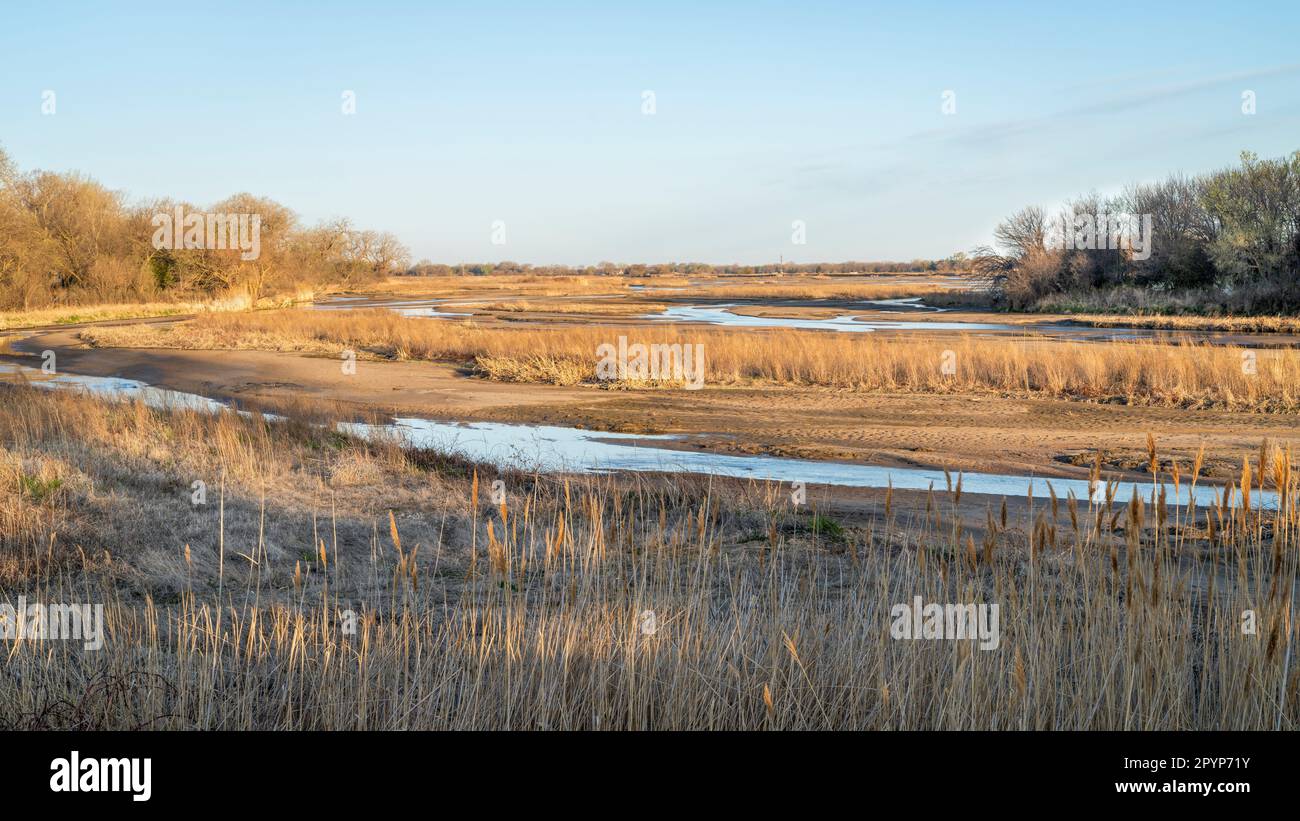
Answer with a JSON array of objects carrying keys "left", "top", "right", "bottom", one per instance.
[
  {"left": 328, "top": 451, "right": 385, "bottom": 487},
  {"left": 84, "top": 310, "right": 1300, "bottom": 411},
  {"left": 473, "top": 354, "right": 592, "bottom": 385}
]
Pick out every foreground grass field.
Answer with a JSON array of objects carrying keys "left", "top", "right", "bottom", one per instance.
[
  {"left": 0, "top": 384, "right": 1296, "bottom": 729},
  {"left": 83, "top": 309, "right": 1300, "bottom": 411}
]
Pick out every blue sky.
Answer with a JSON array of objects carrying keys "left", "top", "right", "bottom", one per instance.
[{"left": 2, "top": 0, "right": 1298, "bottom": 265}]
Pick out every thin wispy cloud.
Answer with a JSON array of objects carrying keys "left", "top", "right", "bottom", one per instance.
[{"left": 880, "top": 62, "right": 1300, "bottom": 153}]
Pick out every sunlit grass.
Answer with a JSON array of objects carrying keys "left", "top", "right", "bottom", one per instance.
[
  {"left": 83, "top": 309, "right": 1300, "bottom": 410},
  {"left": 0, "top": 384, "right": 1296, "bottom": 729}
]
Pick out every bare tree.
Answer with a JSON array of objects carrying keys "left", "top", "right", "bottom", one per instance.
[
  {"left": 190, "top": 193, "right": 299, "bottom": 303},
  {"left": 994, "top": 205, "right": 1048, "bottom": 257}
]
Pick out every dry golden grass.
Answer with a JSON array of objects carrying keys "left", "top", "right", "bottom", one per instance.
[
  {"left": 0, "top": 383, "right": 1296, "bottom": 730},
  {"left": 84, "top": 309, "right": 1300, "bottom": 410},
  {"left": 0, "top": 301, "right": 199, "bottom": 330},
  {"left": 367, "top": 274, "right": 634, "bottom": 298},
  {"left": 362, "top": 274, "right": 955, "bottom": 302},
  {"left": 0, "top": 290, "right": 322, "bottom": 331},
  {"left": 1064, "top": 313, "right": 1300, "bottom": 334},
  {"left": 459, "top": 299, "right": 667, "bottom": 315},
  {"left": 674, "top": 282, "right": 953, "bottom": 300}
]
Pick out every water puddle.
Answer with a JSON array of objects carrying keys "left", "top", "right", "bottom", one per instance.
[
  {"left": 0, "top": 364, "right": 230, "bottom": 413},
  {"left": 639, "top": 304, "right": 1267, "bottom": 344},
  {"left": 3, "top": 362, "right": 1271, "bottom": 508},
  {"left": 858, "top": 297, "right": 948, "bottom": 312},
  {"left": 388, "top": 306, "right": 474, "bottom": 318},
  {"left": 311, "top": 296, "right": 471, "bottom": 319},
  {"left": 643, "top": 304, "right": 1016, "bottom": 332},
  {"left": 340, "top": 418, "right": 1266, "bottom": 508}
]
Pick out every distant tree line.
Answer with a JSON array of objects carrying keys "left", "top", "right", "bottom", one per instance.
[
  {"left": 404, "top": 255, "right": 973, "bottom": 278},
  {"left": 974, "top": 150, "right": 1300, "bottom": 313},
  {"left": 0, "top": 146, "right": 410, "bottom": 309}
]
